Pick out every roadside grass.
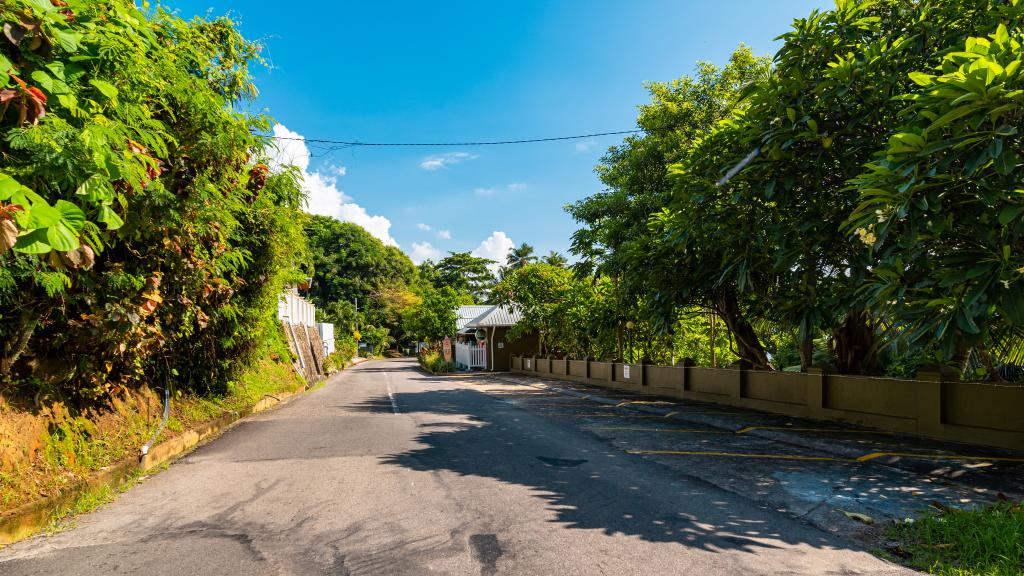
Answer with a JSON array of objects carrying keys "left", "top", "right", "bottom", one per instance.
[
  {"left": 890, "top": 500, "right": 1024, "bottom": 576},
  {"left": 418, "top": 350, "right": 454, "bottom": 374},
  {"left": 40, "top": 464, "right": 163, "bottom": 539},
  {"left": 1, "top": 356, "right": 304, "bottom": 513}
]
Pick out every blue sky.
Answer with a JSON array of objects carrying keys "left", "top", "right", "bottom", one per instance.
[{"left": 166, "top": 0, "right": 830, "bottom": 266}]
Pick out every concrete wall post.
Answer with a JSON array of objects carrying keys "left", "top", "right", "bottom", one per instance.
[
  {"left": 806, "top": 364, "right": 827, "bottom": 419},
  {"left": 917, "top": 364, "right": 956, "bottom": 436}
]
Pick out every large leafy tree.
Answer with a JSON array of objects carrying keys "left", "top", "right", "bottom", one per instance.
[
  {"left": 848, "top": 24, "right": 1024, "bottom": 372},
  {"left": 698, "top": 0, "right": 1024, "bottom": 373},
  {"left": 569, "top": 46, "right": 774, "bottom": 367},
  {"left": 304, "top": 215, "right": 416, "bottom": 337},
  {"left": 425, "top": 251, "right": 495, "bottom": 301},
  {"left": 401, "top": 286, "right": 459, "bottom": 343},
  {"left": 650, "top": 0, "right": 1024, "bottom": 374},
  {"left": 0, "top": 0, "right": 306, "bottom": 398},
  {"left": 493, "top": 263, "right": 619, "bottom": 359}
]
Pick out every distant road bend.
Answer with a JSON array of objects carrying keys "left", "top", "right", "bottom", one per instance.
[{"left": 0, "top": 359, "right": 912, "bottom": 575}]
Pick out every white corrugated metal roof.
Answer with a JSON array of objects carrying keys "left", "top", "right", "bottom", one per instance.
[
  {"left": 456, "top": 305, "right": 493, "bottom": 330},
  {"left": 466, "top": 305, "right": 523, "bottom": 328}
]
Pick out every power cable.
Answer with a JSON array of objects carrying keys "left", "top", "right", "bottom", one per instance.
[{"left": 259, "top": 129, "right": 645, "bottom": 147}]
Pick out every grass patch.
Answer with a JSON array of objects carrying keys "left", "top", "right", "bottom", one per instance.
[
  {"left": 418, "top": 350, "right": 454, "bottom": 374},
  {"left": 42, "top": 465, "right": 148, "bottom": 538},
  {"left": 1, "top": 353, "right": 304, "bottom": 513},
  {"left": 890, "top": 500, "right": 1024, "bottom": 576}
]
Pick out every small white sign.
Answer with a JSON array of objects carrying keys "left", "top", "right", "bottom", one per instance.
[
  {"left": 623, "top": 364, "right": 631, "bottom": 379},
  {"left": 526, "top": 359, "right": 531, "bottom": 368},
  {"left": 497, "top": 342, "right": 504, "bottom": 349}
]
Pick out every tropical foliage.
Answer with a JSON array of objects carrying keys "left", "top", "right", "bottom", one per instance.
[
  {"left": 563, "top": 1, "right": 1024, "bottom": 379},
  {"left": 0, "top": 0, "right": 307, "bottom": 401}
]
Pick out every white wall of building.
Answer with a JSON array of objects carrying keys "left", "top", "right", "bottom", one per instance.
[
  {"left": 318, "top": 322, "right": 335, "bottom": 356},
  {"left": 278, "top": 289, "right": 315, "bottom": 327}
]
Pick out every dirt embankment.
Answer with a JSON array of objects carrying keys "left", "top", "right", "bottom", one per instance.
[{"left": 0, "top": 357, "right": 304, "bottom": 513}]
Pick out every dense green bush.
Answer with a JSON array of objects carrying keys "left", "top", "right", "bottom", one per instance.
[
  {"left": 0, "top": 1, "right": 306, "bottom": 402},
  {"left": 418, "top": 349, "right": 453, "bottom": 374}
]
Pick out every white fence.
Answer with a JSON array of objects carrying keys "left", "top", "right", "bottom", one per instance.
[
  {"left": 278, "top": 290, "right": 315, "bottom": 327},
  {"left": 455, "top": 343, "right": 487, "bottom": 369}
]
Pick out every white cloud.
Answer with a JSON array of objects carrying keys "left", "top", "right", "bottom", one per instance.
[
  {"left": 419, "top": 152, "right": 478, "bottom": 170},
  {"left": 472, "top": 231, "right": 515, "bottom": 275},
  {"left": 302, "top": 171, "right": 351, "bottom": 221},
  {"left": 437, "top": 229, "right": 452, "bottom": 240},
  {"left": 575, "top": 139, "right": 597, "bottom": 152},
  {"left": 417, "top": 222, "right": 432, "bottom": 232},
  {"left": 268, "top": 124, "right": 311, "bottom": 172},
  {"left": 409, "top": 241, "right": 442, "bottom": 265},
  {"left": 267, "top": 124, "right": 397, "bottom": 246},
  {"left": 337, "top": 203, "right": 398, "bottom": 246},
  {"left": 474, "top": 182, "right": 526, "bottom": 197}
]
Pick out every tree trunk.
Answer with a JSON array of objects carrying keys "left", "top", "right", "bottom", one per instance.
[
  {"left": 616, "top": 323, "right": 623, "bottom": 362},
  {"left": 1, "top": 308, "right": 38, "bottom": 375},
  {"left": 798, "top": 333, "right": 814, "bottom": 371},
  {"left": 831, "top": 310, "right": 879, "bottom": 374},
  {"left": 715, "top": 290, "right": 773, "bottom": 370}
]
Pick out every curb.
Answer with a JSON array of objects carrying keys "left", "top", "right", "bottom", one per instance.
[{"left": 0, "top": 383, "right": 314, "bottom": 546}]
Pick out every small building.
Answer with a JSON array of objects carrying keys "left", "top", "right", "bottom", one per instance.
[
  {"left": 317, "top": 322, "right": 335, "bottom": 356},
  {"left": 453, "top": 304, "right": 539, "bottom": 372}
]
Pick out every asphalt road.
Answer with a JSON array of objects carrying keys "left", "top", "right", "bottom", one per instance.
[{"left": 0, "top": 359, "right": 912, "bottom": 575}]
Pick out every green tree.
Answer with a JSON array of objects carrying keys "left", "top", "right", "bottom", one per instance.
[
  {"left": 360, "top": 325, "right": 391, "bottom": 356},
  {"left": 493, "top": 263, "right": 618, "bottom": 359},
  {"left": 0, "top": 1, "right": 306, "bottom": 398},
  {"left": 304, "top": 215, "right": 416, "bottom": 336},
  {"left": 506, "top": 242, "right": 537, "bottom": 270},
  {"left": 569, "top": 46, "right": 774, "bottom": 367},
  {"left": 542, "top": 251, "right": 568, "bottom": 268},
  {"left": 402, "top": 286, "right": 459, "bottom": 343},
  {"left": 431, "top": 251, "right": 495, "bottom": 300},
  {"left": 700, "top": 0, "right": 1024, "bottom": 373},
  {"left": 848, "top": 24, "right": 1024, "bottom": 372}
]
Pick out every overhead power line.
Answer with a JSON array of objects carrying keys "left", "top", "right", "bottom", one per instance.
[{"left": 260, "top": 129, "right": 644, "bottom": 147}]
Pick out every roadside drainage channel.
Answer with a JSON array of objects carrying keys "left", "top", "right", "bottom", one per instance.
[
  {"left": 486, "top": 373, "right": 1024, "bottom": 498},
  {"left": 0, "top": 383, "right": 315, "bottom": 546}
]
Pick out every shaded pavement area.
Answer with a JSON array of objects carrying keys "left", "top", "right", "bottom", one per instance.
[
  {"left": 0, "top": 359, "right": 924, "bottom": 574},
  {"left": 489, "top": 371, "right": 1024, "bottom": 535}
]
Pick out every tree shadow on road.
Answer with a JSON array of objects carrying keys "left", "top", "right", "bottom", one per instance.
[{"left": 346, "top": 371, "right": 873, "bottom": 560}]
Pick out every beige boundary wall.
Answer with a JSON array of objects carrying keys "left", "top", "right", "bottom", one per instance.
[{"left": 511, "top": 356, "right": 1024, "bottom": 451}]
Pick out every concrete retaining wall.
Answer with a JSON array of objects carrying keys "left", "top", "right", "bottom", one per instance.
[{"left": 510, "top": 356, "right": 1024, "bottom": 451}]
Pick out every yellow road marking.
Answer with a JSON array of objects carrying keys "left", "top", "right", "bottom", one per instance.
[
  {"left": 592, "top": 427, "right": 732, "bottom": 434},
  {"left": 735, "top": 426, "right": 894, "bottom": 435},
  {"left": 617, "top": 400, "right": 677, "bottom": 407},
  {"left": 627, "top": 450, "right": 849, "bottom": 462},
  {"left": 544, "top": 413, "right": 671, "bottom": 418},
  {"left": 856, "top": 452, "right": 1024, "bottom": 463},
  {"left": 526, "top": 403, "right": 613, "bottom": 408}
]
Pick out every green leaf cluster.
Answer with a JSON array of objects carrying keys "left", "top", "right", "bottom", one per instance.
[
  {"left": 0, "top": 1, "right": 308, "bottom": 400},
  {"left": 568, "top": 1, "right": 1024, "bottom": 378}
]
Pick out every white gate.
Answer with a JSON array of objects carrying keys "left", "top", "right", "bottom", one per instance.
[{"left": 455, "top": 343, "right": 487, "bottom": 369}]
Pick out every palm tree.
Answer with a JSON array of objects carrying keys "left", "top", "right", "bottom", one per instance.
[
  {"left": 543, "top": 250, "right": 568, "bottom": 268},
  {"left": 506, "top": 242, "right": 537, "bottom": 270}
]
